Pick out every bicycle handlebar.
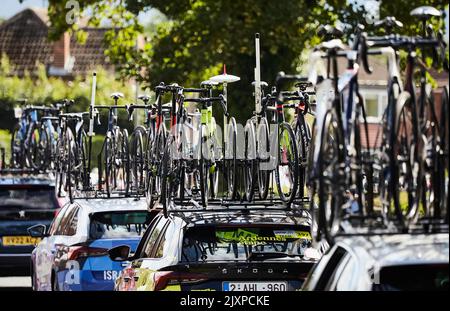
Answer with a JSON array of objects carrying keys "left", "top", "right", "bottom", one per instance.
[{"left": 184, "top": 95, "right": 229, "bottom": 116}]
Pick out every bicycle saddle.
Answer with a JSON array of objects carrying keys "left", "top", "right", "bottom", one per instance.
[
  {"left": 319, "top": 39, "right": 346, "bottom": 51},
  {"left": 251, "top": 81, "right": 269, "bottom": 88},
  {"left": 138, "top": 94, "right": 151, "bottom": 103},
  {"left": 110, "top": 92, "right": 124, "bottom": 100},
  {"left": 410, "top": 6, "right": 441, "bottom": 19},
  {"left": 209, "top": 65, "right": 240, "bottom": 84},
  {"left": 295, "top": 81, "right": 313, "bottom": 90},
  {"left": 317, "top": 24, "right": 344, "bottom": 39},
  {"left": 374, "top": 16, "right": 403, "bottom": 31},
  {"left": 200, "top": 80, "right": 219, "bottom": 87}
]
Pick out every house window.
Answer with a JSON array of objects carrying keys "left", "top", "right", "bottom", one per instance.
[{"left": 360, "top": 90, "right": 387, "bottom": 123}]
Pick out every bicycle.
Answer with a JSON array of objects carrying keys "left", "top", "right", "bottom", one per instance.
[
  {"left": 11, "top": 100, "right": 65, "bottom": 170},
  {"left": 55, "top": 111, "right": 90, "bottom": 201},
  {"left": 126, "top": 94, "right": 155, "bottom": 196},
  {"left": 95, "top": 93, "right": 130, "bottom": 197},
  {"left": 306, "top": 24, "right": 378, "bottom": 243}
]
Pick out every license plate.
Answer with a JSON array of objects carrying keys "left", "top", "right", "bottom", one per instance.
[
  {"left": 2, "top": 236, "right": 41, "bottom": 246},
  {"left": 223, "top": 281, "right": 287, "bottom": 291}
]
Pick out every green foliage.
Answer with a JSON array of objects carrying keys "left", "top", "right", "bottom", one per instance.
[{"left": 0, "top": 54, "right": 136, "bottom": 131}]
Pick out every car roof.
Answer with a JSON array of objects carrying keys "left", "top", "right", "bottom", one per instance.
[
  {"left": 337, "top": 233, "right": 449, "bottom": 266},
  {"left": 71, "top": 197, "right": 148, "bottom": 213},
  {"left": 170, "top": 208, "right": 311, "bottom": 227}
]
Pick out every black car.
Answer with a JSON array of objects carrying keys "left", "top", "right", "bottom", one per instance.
[
  {"left": 301, "top": 233, "right": 449, "bottom": 291},
  {"left": 110, "top": 208, "right": 320, "bottom": 291},
  {"left": 0, "top": 173, "right": 61, "bottom": 273}
]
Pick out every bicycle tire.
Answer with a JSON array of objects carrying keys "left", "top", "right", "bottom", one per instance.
[
  {"left": 225, "top": 117, "right": 238, "bottom": 200},
  {"left": 199, "top": 124, "right": 209, "bottom": 207},
  {"left": 10, "top": 123, "right": 23, "bottom": 168},
  {"left": 244, "top": 120, "right": 257, "bottom": 201},
  {"left": 274, "top": 122, "right": 299, "bottom": 204},
  {"left": 317, "top": 109, "right": 344, "bottom": 245},
  {"left": 160, "top": 137, "right": 174, "bottom": 216},
  {"left": 257, "top": 118, "right": 270, "bottom": 199},
  {"left": 439, "top": 86, "right": 449, "bottom": 223},
  {"left": 103, "top": 135, "right": 114, "bottom": 198},
  {"left": 382, "top": 91, "right": 422, "bottom": 228}
]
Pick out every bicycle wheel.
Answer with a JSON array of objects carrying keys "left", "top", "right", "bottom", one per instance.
[
  {"left": 317, "top": 109, "right": 344, "bottom": 244},
  {"left": 28, "top": 122, "right": 45, "bottom": 170},
  {"left": 199, "top": 124, "right": 210, "bottom": 207},
  {"left": 118, "top": 129, "right": 130, "bottom": 196},
  {"left": 67, "top": 139, "right": 76, "bottom": 203},
  {"left": 421, "top": 92, "right": 440, "bottom": 220},
  {"left": 439, "top": 86, "right": 449, "bottom": 223},
  {"left": 147, "top": 126, "right": 167, "bottom": 209},
  {"left": 160, "top": 137, "right": 175, "bottom": 215},
  {"left": 293, "top": 117, "right": 309, "bottom": 199},
  {"left": 130, "top": 127, "right": 146, "bottom": 194},
  {"left": 225, "top": 117, "right": 238, "bottom": 200},
  {"left": 274, "top": 122, "right": 299, "bottom": 204},
  {"left": 382, "top": 92, "right": 421, "bottom": 227},
  {"left": 77, "top": 129, "right": 89, "bottom": 190},
  {"left": 256, "top": 118, "right": 270, "bottom": 199},
  {"left": 103, "top": 135, "right": 114, "bottom": 198},
  {"left": 244, "top": 120, "right": 257, "bottom": 201},
  {"left": 10, "top": 123, "right": 24, "bottom": 168}
]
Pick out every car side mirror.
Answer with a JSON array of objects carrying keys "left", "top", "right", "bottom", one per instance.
[
  {"left": 108, "top": 245, "right": 132, "bottom": 261},
  {"left": 28, "top": 224, "right": 48, "bottom": 238}
]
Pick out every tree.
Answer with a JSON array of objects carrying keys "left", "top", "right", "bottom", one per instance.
[{"left": 46, "top": 0, "right": 448, "bottom": 123}]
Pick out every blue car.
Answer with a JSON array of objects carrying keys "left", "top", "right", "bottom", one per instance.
[{"left": 29, "top": 197, "right": 156, "bottom": 291}]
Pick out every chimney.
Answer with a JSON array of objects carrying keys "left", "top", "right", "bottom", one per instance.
[{"left": 52, "top": 32, "right": 70, "bottom": 69}]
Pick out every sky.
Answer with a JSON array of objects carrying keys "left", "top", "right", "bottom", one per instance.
[{"left": 0, "top": 0, "right": 156, "bottom": 24}]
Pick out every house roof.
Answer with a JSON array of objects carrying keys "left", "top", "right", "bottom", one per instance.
[{"left": 0, "top": 8, "right": 113, "bottom": 77}]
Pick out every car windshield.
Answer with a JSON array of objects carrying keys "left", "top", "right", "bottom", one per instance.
[
  {"left": 89, "top": 211, "right": 151, "bottom": 239},
  {"left": 0, "top": 187, "right": 57, "bottom": 209},
  {"left": 181, "top": 226, "right": 312, "bottom": 262},
  {"left": 374, "top": 264, "right": 449, "bottom": 291}
]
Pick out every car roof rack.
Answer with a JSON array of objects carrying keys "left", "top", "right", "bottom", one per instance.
[
  {"left": 169, "top": 207, "right": 311, "bottom": 227},
  {"left": 162, "top": 197, "right": 311, "bottom": 215},
  {"left": 334, "top": 216, "right": 449, "bottom": 238}
]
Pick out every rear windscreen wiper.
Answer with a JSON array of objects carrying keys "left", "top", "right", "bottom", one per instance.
[{"left": 247, "top": 252, "right": 302, "bottom": 261}]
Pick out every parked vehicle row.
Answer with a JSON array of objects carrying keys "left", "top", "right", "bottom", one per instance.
[{"left": 0, "top": 4, "right": 448, "bottom": 291}]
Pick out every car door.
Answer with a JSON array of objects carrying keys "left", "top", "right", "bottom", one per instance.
[
  {"left": 33, "top": 203, "right": 70, "bottom": 290},
  {"left": 301, "top": 245, "right": 349, "bottom": 291},
  {"left": 115, "top": 214, "right": 166, "bottom": 291},
  {"left": 135, "top": 218, "right": 182, "bottom": 291},
  {"left": 53, "top": 204, "right": 82, "bottom": 276},
  {"left": 121, "top": 215, "right": 170, "bottom": 291}
]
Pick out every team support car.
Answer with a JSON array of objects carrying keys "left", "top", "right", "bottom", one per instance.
[
  {"left": 301, "top": 233, "right": 449, "bottom": 291},
  {"left": 28, "top": 197, "right": 158, "bottom": 291},
  {"left": 109, "top": 208, "right": 320, "bottom": 291},
  {"left": 0, "top": 173, "right": 61, "bottom": 273}
]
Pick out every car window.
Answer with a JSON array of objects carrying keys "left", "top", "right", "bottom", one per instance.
[
  {"left": 373, "top": 264, "right": 449, "bottom": 291},
  {"left": 334, "top": 255, "right": 357, "bottom": 290},
  {"left": 152, "top": 221, "right": 172, "bottom": 258},
  {"left": 141, "top": 216, "right": 167, "bottom": 258},
  {"left": 325, "top": 254, "right": 353, "bottom": 290},
  {"left": 53, "top": 205, "right": 73, "bottom": 235},
  {"left": 56, "top": 205, "right": 79, "bottom": 236},
  {"left": 89, "top": 211, "right": 150, "bottom": 239},
  {"left": 180, "top": 225, "right": 312, "bottom": 262},
  {"left": 134, "top": 214, "right": 162, "bottom": 258},
  {"left": 314, "top": 246, "right": 348, "bottom": 290},
  {"left": 48, "top": 204, "right": 69, "bottom": 235},
  {"left": 64, "top": 206, "right": 79, "bottom": 236}
]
